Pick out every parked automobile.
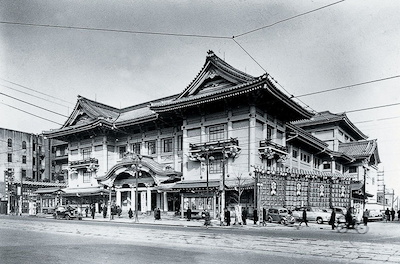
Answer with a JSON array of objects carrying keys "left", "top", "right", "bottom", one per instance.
[
  {"left": 292, "top": 206, "right": 331, "bottom": 224},
  {"left": 53, "top": 205, "right": 82, "bottom": 220},
  {"left": 367, "top": 209, "right": 383, "bottom": 221},
  {"left": 266, "top": 207, "right": 294, "bottom": 225}
]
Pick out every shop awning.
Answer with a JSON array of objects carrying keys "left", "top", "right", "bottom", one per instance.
[
  {"left": 61, "top": 187, "right": 110, "bottom": 197},
  {"left": 34, "top": 187, "right": 63, "bottom": 194},
  {"left": 172, "top": 180, "right": 221, "bottom": 190}
]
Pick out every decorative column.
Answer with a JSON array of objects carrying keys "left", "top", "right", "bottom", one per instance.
[
  {"left": 146, "top": 185, "right": 152, "bottom": 213},
  {"left": 163, "top": 192, "right": 168, "bottom": 212},
  {"left": 116, "top": 189, "right": 122, "bottom": 207},
  {"left": 130, "top": 186, "right": 135, "bottom": 210},
  {"left": 249, "top": 105, "right": 256, "bottom": 169}
]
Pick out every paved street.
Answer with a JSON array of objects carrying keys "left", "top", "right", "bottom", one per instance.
[{"left": 1, "top": 215, "right": 400, "bottom": 264}]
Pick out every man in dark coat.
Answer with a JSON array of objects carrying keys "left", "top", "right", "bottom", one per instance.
[
  {"left": 391, "top": 208, "right": 395, "bottom": 221},
  {"left": 329, "top": 209, "right": 336, "bottom": 230},
  {"left": 242, "top": 207, "right": 248, "bottom": 225},
  {"left": 253, "top": 209, "right": 258, "bottom": 225},
  {"left": 128, "top": 208, "right": 133, "bottom": 219},
  {"left": 90, "top": 204, "right": 96, "bottom": 219},
  {"left": 385, "top": 208, "right": 390, "bottom": 221},
  {"left": 299, "top": 208, "right": 308, "bottom": 226},
  {"left": 187, "top": 208, "right": 192, "bottom": 221},
  {"left": 224, "top": 208, "right": 231, "bottom": 226}
]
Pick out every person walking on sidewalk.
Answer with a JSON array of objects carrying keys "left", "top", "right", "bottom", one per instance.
[
  {"left": 385, "top": 208, "right": 390, "bottom": 222},
  {"left": 224, "top": 208, "right": 231, "bottom": 226},
  {"left": 128, "top": 208, "right": 133, "bottom": 219},
  {"left": 90, "top": 204, "right": 96, "bottom": 219},
  {"left": 363, "top": 209, "right": 369, "bottom": 226},
  {"left": 187, "top": 208, "right": 192, "bottom": 221},
  {"left": 242, "top": 207, "right": 248, "bottom": 225},
  {"left": 391, "top": 208, "right": 395, "bottom": 221},
  {"left": 204, "top": 209, "right": 211, "bottom": 228},
  {"left": 299, "top": 208, "right": 308, "bottom": 227},
  {"left": 329, "top": 209, "right": 336, "bottom": 230}
]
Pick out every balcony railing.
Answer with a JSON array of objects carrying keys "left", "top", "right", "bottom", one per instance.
[
  {"left": 188, "top": 138, "right": 241, "bottom": 161},
  {"left": 258, "top": 139, "right": 288, "bottom": 161},
  {"left": 68, "top": 158, "right": 99, "bottom": 173}
]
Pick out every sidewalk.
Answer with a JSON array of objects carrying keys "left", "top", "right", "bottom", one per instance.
[{"left": 35, "top": 212, "right": 324, "bottom": 230}]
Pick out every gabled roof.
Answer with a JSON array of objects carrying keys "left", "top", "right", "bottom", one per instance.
[
  {"left": 338, "top": 139, "right": 381, "bottom": 163},
  {"left": 294, "top": 111, "right": 368, "bottom": 140},
  {"left": 151, "top": 51, "right": 312, "bottom": 120}
]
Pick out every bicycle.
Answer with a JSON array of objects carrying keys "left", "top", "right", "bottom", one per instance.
[{"left": 336, "top": 220, "right": 369, "bottom": 234}]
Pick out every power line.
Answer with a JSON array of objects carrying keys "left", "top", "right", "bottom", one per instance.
[
  {"left": 295, "top": 75, "right": 400, "bottom": 98},
  {"left": 0, "top": 83, "right": 71, "bottom": 109},
  {"left": 0, "top": 102, "right": 63, "bottom": 125},
  {"left": 234, "top": 0, "right": 345, "bottom": 38},
  {"left": 0, "top": 92, "right": 69, "bottom": 117},
  {"left": 353, "top": 116, "right": 400, "bottom": 124},
  {"left": 0, "top": 78, "right": 75, "bottom": 106},
  {"left": 0, "top": 21, "right": 231, "bottom": 40},
  {"left": 346, "top": 102, "right": 400, "bottom": 113}
]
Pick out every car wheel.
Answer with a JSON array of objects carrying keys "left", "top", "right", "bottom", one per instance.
[
  {"left": 65, "top": 215, "right": 71, "bottom": 220},
  {"left": 268, "top": 217, "right": 273, "bottom": 223},
  {"left": 317, "top": 217, "right": 323, "bottom": 224}
]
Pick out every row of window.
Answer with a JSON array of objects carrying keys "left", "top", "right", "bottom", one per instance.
[
  {"left": 6, "top": 139, "right": 27, "bottom": 149},
  {"left": 6, "top": 153, "right": 30, "bottom": 164}
]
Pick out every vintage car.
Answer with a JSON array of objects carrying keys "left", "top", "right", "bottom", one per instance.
[
  {"left": 266, "top": 207, "right": 294, "bottom": 225},
  {"left": 292, "top": 206, "right": 331, "bottom": 224},
  {"left": 53, "top": 206, "right": 82, "bottom": 220}
]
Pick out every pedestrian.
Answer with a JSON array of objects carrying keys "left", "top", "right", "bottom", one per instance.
[
  {"left": 253, "top": 208, "right": 258, "bottom": 225},
  {"left": 128, "top": 208, "right": 133, "bottom": 219},
  {"left": 345, "top": 207, "right": 354, "bottom": 228},
  {"left": 85, "top": 206, "right": 89, "bottom": 218},
  {"left": 299, "top": 208, "right": 308, "bottom": 227},
  {"left": 102, "top": 204, "right": 107, "bottom": 218},
  {"left": 385, "top": 208, "right": 390, "bottom": 222},
  {"left": 329, "top": 209, "right": 336, "bottom": 230},
  {"left": 204, "top": 209, "right": 211, "bottom": 228},
  {"left": 363, "top": 209, "right": 369, "bottom": 226},
  {"left": 187, "top": 207, "right": 192, "bottom": 221},
  {"left": 391, "top": 208, "right": 395, "bottom": 221},
  {"left": 398, "top": 209, "right": 400, "bottom": 221},
  {"left": 242, "top": 207, "right": 248, "bottom": 225},
  {"left": 262, "top": 208, "right": 267, "bottom": 226},
  {"left": 224, "top": 207, "right": 231, "bottom": 226},
  {"left": 90, "top": 204, "right": 95, "bottom": 219},
  {"left": 154, "top": 208, "right": 161, "bottom": 220}
]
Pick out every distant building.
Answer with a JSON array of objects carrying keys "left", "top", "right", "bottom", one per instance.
[{"left": 0, "top": 127, "right": 66, "bottom": 214}]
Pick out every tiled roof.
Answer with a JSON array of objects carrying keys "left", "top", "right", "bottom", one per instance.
[{"left": 338, "top": 140, "right": 379, "bottom": 160}]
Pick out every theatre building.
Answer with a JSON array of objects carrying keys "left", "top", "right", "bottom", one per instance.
[{"left": 43, "top": 51, "right": 380, "bottom": 219}]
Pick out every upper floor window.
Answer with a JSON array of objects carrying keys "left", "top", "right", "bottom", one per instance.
[
  {"left": 119, "top": 146, "right": 126, "bottom": 158},
  {"left": 147, "top": 140, "right": 156, "bottom": 155},
  {"left": 292, "top": 149, "right": 298, "bottom": 159},
  {"left": 301, "top": 153, "right": 310, "bottom": 163},
  {"left": 209, "top": 157, "right": 222, "bottom": 174},
  {"left": 21, "top": 169, "right": 27, "bottom": 179},
  {"left": 83, "top": 171, "right": 91, "bottom": 183},
  {"left": 163, "top": 138, "right": 173, "bottom": 153},
  {"left": 8, "top": 153, "right": 12, "bottom": 162},
  {"left": 7, "top": 138, "right": 12, "bottom": 148},
  {"left": 314, "top": 157, "right": 321, "bottom": 168},
  {"left": 276, "top": 130, "right": 284, "bottom": 145},
  {"left": 177, "top": 135, "right": 183, "bottom": 151},
  {"left": 335, "top": 163, "right": 342, "bottom": 172},
  {"left": 323, "top": 163, "right": 331, "bottom": 170},
  {"left": 131, "top": 143, "right": 141, "bottom": 154},
  {"left": 267, "top": 126, "right": 273, "bottom": 140},
  {"left": 22, "top": 155, "right": 27, "bottom": 164},
  {"left": 349, "top": 166, "right": 357, "bottom": 173},
  {"left": 208, "top": 125, "right": 225, "bottom": 142},
  {"left": 81, "top": 148, "right": 92, "bottom": 159},
  {"left": 22, "top": 141, "right": 26, "bottom": 150}
]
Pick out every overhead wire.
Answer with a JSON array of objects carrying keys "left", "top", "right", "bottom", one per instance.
[
  {"left": 0, "top": 21, "right": 231, "bottom": 40},
  {"left": 0, "top": 102, "right": 63, "bottom": 125},
  {"left": 0, "top": 92, "right": 69, "bottom": 117},
  {"left": 0, "top": 83, "right": 71, "bottom": 109},
  {"left": 294, "top": 75, "right": 400, "bottom": 98},
  {"left": 233, "top": 0, "right": 346, "bottom": 38}
]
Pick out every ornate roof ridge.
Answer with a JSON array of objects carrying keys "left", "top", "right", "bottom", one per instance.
[{"left": 77, "top": 95, "right": 120, "bottom": 113}]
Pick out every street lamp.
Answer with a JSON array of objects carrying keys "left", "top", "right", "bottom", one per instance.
[
  {"left": 200, "top": 146, "right": 214, "bottom": 210},
  {"left": 131, "top": 155, "right": 143, "bottom": 223}
]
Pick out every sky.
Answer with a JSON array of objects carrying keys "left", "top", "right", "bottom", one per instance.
[{"left": 1, "top": 0, "right": 399, "bottom": 195}]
